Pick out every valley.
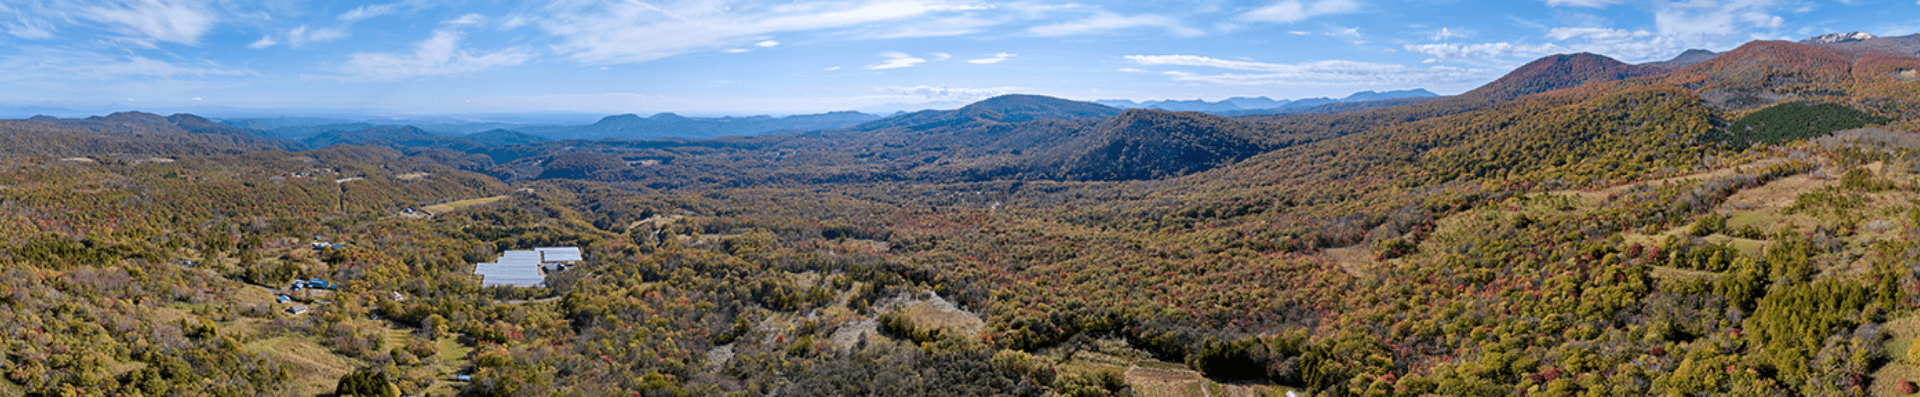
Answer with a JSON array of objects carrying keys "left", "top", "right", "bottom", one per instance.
[{"left": 2, "top": 34, "right": 1920, "bottom": 397}]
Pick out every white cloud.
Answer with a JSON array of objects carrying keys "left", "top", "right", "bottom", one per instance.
[
  {"left": 1116, "top": 68, "right": 1148, "bottom": 72},
  {"left": 967, "top": 52, "right": 1015, "bottom": 64},
  {"left": 1327, "top": 25, "right": 1365, "bottom": 44},
  {"left": 338, "top": 3, "right": 400, "bottom": 22},
  {"left": 1654, "top": 0, "right": 1787, "bottom": 37},
  {"left": 1028, "top": 13, "right": 1203, "bottom": 37},
  {"left": 1242, "top": 0, "right": 1360, "bottom": 23},
  {"left": 1406, "top": 25, "right": 1720, "bottom": 64},
  {"left": 931, "top": 52, "right": 952, "bottom": 61},
  {"left": 1124, "top": 54, "right": 1491, "bottom": 86},
  {"left": 81, "top": 0, "right": 219, "bottom": 45},
  {"left": 284, "top": 25, "right": 351, "bottom": 48},
  {"left": 0, "top": 46, "right": 251, "bottom": 81},
  {"left": 1287, "top": 30, "right": 1312, "bottom": 35},
  {"left": 755, "top": 40, "right": 780, "bottom": 47},
  {"left": 1405, "top": 42, "right": 1568, "bottom": 62},
  {"left": 723, "top": 48, "right": 750, "bottom": 53},
  {"left": 887, "top": 85, "right": 1014, "bottom": 101},
  {"left": 525, "top": 0, "right": 987, "bottom": 64},
  {"left": 824, "top": 66, "right": 841, "bottom": 71},
  {"left": 867, "top": 52, "right": 927, "bottom": 70},
  {"left": 1543, "top": 0, "right": 1621, "bottom": 7},
  {"left": 0, "top": 2, "right": 57, "bottom": 39},
  {"left": 446, "top": 13, "right": 486, "bottom": 26},
  {"left": 1431, "top": 27, "right": 1469, "bottom": 41},
  {"left": 247, "top": 35, "right": 277, "bottom": 49},
  {"left": 341, "top": 17, "right": 531, "bottom": 81}
]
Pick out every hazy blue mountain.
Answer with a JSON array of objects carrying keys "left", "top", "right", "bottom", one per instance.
[
  {"left": 1093, "top": 89, "right": 1438, "bottom": 115},
  {"left": 529, "top": 111, "right": 883, "bottom": 140}
]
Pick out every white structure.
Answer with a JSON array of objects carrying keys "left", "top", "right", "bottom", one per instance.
[
  {"left": 474, "top": 247, "right": 583, "bottom": 287},
  {"left": 536, "top": 247, "right": 583, "bottom": 263},
  {"left": 475, "top": 250, "right": 544, "bottom": 287}
]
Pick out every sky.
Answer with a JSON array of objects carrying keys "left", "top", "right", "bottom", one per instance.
[{"left": 1, "top": 0, "right": 1916, "bottom": 117}]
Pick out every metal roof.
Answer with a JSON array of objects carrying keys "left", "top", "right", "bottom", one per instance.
[
  {"left": 536, "top": 247, "right": 583, "bottom": 263},
  {"left": 474, "top": 250, "right": 545, "bottom": 287}
]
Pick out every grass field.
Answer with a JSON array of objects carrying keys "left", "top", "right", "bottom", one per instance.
[
  {"left": 422, "top": 195, "right": 509, "bottom": 215},
  {"left": 246, "top": 336, "right": 357, "bottom": 396},
  {"left": 1873, "top": 315, "right": 1920, "bottom": 396}
]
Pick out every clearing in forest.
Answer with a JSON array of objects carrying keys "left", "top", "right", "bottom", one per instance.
[
  {"left": 1123, "top": 363, "right": 1287, "bottom": 397},
  {"left": 1322, "top": 245, "right": 1375, "bottom": 278},
  {"left": 422, "top": 195, "right": 509, "bottom": 215},
  {"left": 1873, "top": 315, "right": 1920, "bottom": 397}
]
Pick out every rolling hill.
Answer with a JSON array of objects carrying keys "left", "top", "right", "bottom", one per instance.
[{"left": 2, "top": 31, "right": 1919, "bottom": 397}]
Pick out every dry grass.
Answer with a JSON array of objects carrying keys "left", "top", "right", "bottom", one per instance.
[
  {"left": 899, "top": 298, "right": 985, "bottom": 337},
  {"left": 1322, "top": 245, "right": 1375, "bottom": 279},
  {"left": 421, "top": 195, "right": 509, "bottom": 215},
  {"left": 1123, "top": 365, "right": 1289, "bottom": 397},
  {"left": 1649, "top": 265, "right": 1721, "bottom": 282},
  {"left": 246, "top": 336, "right": 357, "bottom": 396},
  {"left": 1873, "top": 315, "right": 1920, "bottom": 396}
]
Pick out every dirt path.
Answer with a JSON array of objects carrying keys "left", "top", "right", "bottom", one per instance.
[{"left": 493, "top": 296, "right": 562, "bottom": 305}]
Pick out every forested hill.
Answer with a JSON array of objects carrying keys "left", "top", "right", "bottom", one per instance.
[
  {"left": 848, "top": 94, "right": 1125, "bottom": 131},
  {"left": 3, "top": 33, "right": 1920, "bottom": 397},
  {"left": 0, "top": 111, "right": 303, "bottom": 156},
  {"left": 303, "top": 125, "right": 485, "bottom": 152}
]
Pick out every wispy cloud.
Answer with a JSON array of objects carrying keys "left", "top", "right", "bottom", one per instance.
[
  {"left": 1028, "top": 12, "right": 1204, "bottom": 37},
  {"left": 887, "top": 85, "right": 1014, "bottom": 101},
  {"left": 248, "top": 35, "right": 277, "bottom": 49},
  {"left": 930, "top": 52, "right": 952, "bottom": 61},
  {"left": 338, "top": 3, "right": 400, "bottom": 22},
  {"left": 967, "top": 52, "right": 1015, "bottom": 64},
  {"left": 755, "top": 40, "right": 780, "bottom": 47},
  {"left": 1653, "top": 0, "right": 1787, "bottom": 37},
  {"left": 1430, "top": 27, "right": 1470, "bottom": 41},
  {"left": 0, "top": 2, "right": 58, "bottom": 39},
  {"left": 526, "top": 0, "right": 985, "bottom": 65},
  {"left": 1326, "top": 25, "right": 1365, "bottom": 44},
  {"left": 82, "top": 0, "right": 219, "bottom": 46},
  {"left": 284, "top": 25, "right": 351, "bottom": 48},
  {"left": 1543, "top": 0, "right": 1622, "bottom": 7},
  {"left": 341, "top": 15, "right": 531, "bottom": 81},
  {"left": 0, "top": 46, "right": 252, "bottom": 81},
  {"left": 866, "top": 52, "right": 927, "bottom": 70},
  {"left": 1125, "top": 54, "right": 1491, "bottom": 86},
  {"left": 1241, "top": 0, "right": 1361, "bottom": 23},
  {"left": 1408, "top": 27, "right": 1703, "bottom": 63},
  {"left": 1405, "top": 42, "right": 1567, "bottom": 63}
]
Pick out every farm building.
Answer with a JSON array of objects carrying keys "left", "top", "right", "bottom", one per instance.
[
  {"left": 474, "top": 250, "right": 544, "bottom": 287},
  {"left": 287, "top": 304, "right": 309, "bottom": 315},
  {"left": 474, "top": 247, "right": 583, "bottom": 287},
  {"left": 536, "top": 247, "right": 583, "bottom": 263}
]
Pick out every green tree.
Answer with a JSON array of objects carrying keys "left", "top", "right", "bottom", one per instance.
[{"left": 335, "top": 367, "right": 399, "bottom": 397}]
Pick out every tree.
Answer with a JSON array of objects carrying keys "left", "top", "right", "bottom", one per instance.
[{"left": 336, "top": 367, "right": 399, "bottom": 397}]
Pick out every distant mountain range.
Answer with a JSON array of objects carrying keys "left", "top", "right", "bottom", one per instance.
[
  {"left": 5, "top": 32, "right": 1912, "bottom": 186},
  {"left": 520, "top": 111, "right": 885, "bottom": 140},
  {"left": 1094, "top": 89, "right": 1439, "bottom": 114}
]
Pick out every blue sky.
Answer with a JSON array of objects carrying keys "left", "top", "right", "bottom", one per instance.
[{"left": 1, "top": 0, "right": 1916, "bottom": 117}]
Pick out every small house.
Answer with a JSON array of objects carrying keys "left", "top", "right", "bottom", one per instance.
[
  {"left": 390, "top": 291, "right": 405, "bottom": 301},
  {"left": 308, "top": 278, "right": 332, "bottom": 289},
  {"left": 277, "top": 295, "right": 291, "bottom": 303},
  {"left": 287, "top": 304, "right": 309, "bottom": 315}
]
